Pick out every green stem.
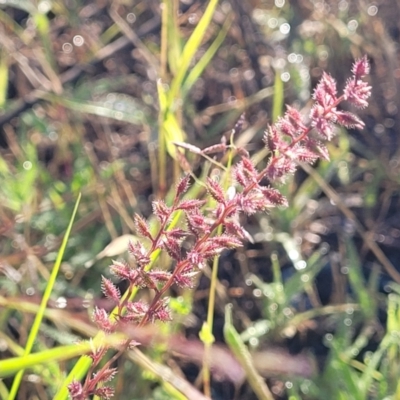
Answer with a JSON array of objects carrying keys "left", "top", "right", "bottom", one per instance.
[{"left": 202, "top": 139, "right": 235, "bottom": 395}]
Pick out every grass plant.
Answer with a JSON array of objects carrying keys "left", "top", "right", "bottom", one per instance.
[{"left": 1, "top": 2, "right": 400, "bottom": 400}]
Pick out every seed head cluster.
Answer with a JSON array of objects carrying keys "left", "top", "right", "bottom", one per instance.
[{"left": 69, "top": 56, "right": 371, "bottom": 399}]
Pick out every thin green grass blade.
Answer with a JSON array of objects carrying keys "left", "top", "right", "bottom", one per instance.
[
  {"left": 387, "top": 292, "right": 400, "bottom": 332},
  {"left": 0, "top": 50, "right": 8, "bottom": 108},
  {"left": 54, "top": 97, "right": 146, "bottom": 125},
  {"left": 0, "top": 380, "right": 9, "bottom": 400},
  {"left": 0, "top": 342, "right": 91, "bottom": 378},
  {"left": 167, "top": 0, "right": 219, "bottom": 106},
  {"left": 224, "top": 304, "right": 274, "bottom": 400},
  {"left": 359, "top": 334, "right": 391, "bottom": 397},
  {"left": 271, "top": 68, "right": 284, "bottom": 123},
  {"left": 157, "top": 79, "right": 168, "bottom": 187},
  {"left": 345, "top": 239, "right": 375, "bottom": 318},
  {"left": 182, "top": 15, "right": 231, "bottom": 96},
  {"left": 157, "top": 78, "right": 168, "bottom": 115},
  {"left": 8, "top": 193, "right": 81, "bottom": 400},
  {"left": 164, "top": 112, "right": 186, "bottom": 159},
  {"left": 165, "top": 0, "right": 181, "bottom": 76},
  {"left": 326, "top": 341, "right": 364, "bottom": 400}
]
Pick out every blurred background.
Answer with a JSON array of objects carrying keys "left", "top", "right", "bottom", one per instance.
[{"left": 1, "top": 1, "right": 400, "bottom": 399}]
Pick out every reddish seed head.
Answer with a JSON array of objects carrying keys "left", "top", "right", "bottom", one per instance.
[
  {"left": 352, "top": 55, "right": 370, "bottom": 78},
  {"left": 344, "top": 78, "right": 371, "bottom": 108},
  {"left": 93, "top": 368, "right": 118, "bottom": 383},
  {"left": 101, "top": 276, "right": 120, "bottom": 302},
  {"left": 92, "top": 307, "right": 115, "bottom": 333},
  {"left": 94, "top": 386, "right": 115, "bottom": 400},
  {"left": 176, "top": 174, "right": 191, "bottom": 197},
  {"left": 81, "top": 56, "right": 371, "bottom": 400},
  {"left": 134, "top": 213, "right": 152, "bottom": 240},
  {"left": 68, "top": 381, "right": 84, "bottom": 400}
]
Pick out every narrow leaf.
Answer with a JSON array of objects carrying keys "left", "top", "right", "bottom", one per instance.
[
  {"left": 8, "top": 194, "right": 81, "bottom": 399},
  {"left": 224, "top": 304, "right": 274, "bottom": 400}
]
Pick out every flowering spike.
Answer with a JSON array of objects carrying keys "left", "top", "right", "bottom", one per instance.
[
  {"left": 288, "top": 146, "right": 319, "bottom": 163},
  {"left": 235, "top": 191, "right": 267, "bottom": 214},
  {"left": 315, "top": 142, "right": 330, "bottom": 161},
  {"left": 151, "top": 299, "right": 172, "bottom": 322},
  {"left": 310, "top": 105, "right": 336, "bottom": 140},
  {"left": 147, "top": 270, "right": 172, "bottom": 283},
  {"left": 278, "top": 116, "right": 296, "bottom": 138},
  {"left": 174, "top": 269, "right": 199, "bottom": 288},
  {"left": 206, "top": 177, "right": 226, "bottom": 204},
  {"left": 134, "top": 214, "right": 152, "bottom": 240},
  {"left": 94, "top": 386, "right": 115, "bottom": 400},
  {"left": 285, "top": 105, "right": 306, "bottom": 131},
  {"left": 265, "top": 157, "right": 297, "bottom": 182},
  {"left": 89, "top": 337, "right": 105, "bottom": 360},
  {"left": 335, "top": 110, "right": 364, "bottom": 129},
  {"left": 109, "top": 259, "right": 131, "bottom": 280},
  {"left": 352, "top": 55, "right": 370, "bottom": 78},
  {"left": 101, "top": 276, "right": 120, "bottom": 302},
  {"left": 187, "top": 249, "right": 206, "bottom": 269},
  {"left": 209, "top": 235, "right": 243, "bottom": 249},
  {"left": 92, "top": 307, "right": 115, "bottom": 333},
  {"left": 176, "top": 199, "right": 206, "bottom": 211},
  {"left": 125, "top": 301, "right": 148, "bottom": 321},
  {"left": 186, "top": 211, "right": 210, "bottom": 237},
  {"left": 173, "top": 141, "right": 202, "bottom": 154},
  {"left": 263, "top": 125, "right": 285, "bottom": 152},
  {"left": 152, "top": 200, "right": 171, "bottom": 223},
  {"left": 165, "top": 228, "right": 189, "bottom": 240},
  {"left": 224, "top": 221, "right": 246, "bottom": 240},
  {"left": 344, "top": 77, "right": 371, "bottom": 108},
  {"left": 94, "top": 368, "right": 118, "bottom": 383},
  {"left": 176, "top": 174, "right": 191, "bottom": 197},
  {"left": 234, "top": 163, "right": 249, "bottom": 187},
  {"left": 261, "top": 187, "right": 288, "bottom": 207},
  {"left": 127, "top": 241, "right": 150, "bottom": 268},
  {"left": 241, "top": 157, "right": 257, "bottom": 176},
  {"left": 68, "top": 380, "right": 84, "bottom": 400},
  {"left": 231, "top": 113, "right": 246, "bottom": 138},
  {"left": 78, "top": 56, "right": 371, "bottom": 399},
  {"left": 313, "top": 72, "right": 337, "bottom": 106},
  {"left": 161, "top": 237, "right": 182, "bottom": 260},
  {"left": 202, "top": 142, "right": 227, "bottom": 155}
]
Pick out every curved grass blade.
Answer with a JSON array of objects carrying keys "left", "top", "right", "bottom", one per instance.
[
  {"left": 0, "top": 342, "right": 91, "bottom": 379},
  {"left": 167, "top": 0, "right": 220, "bottom": 106},
  {"left": 224, "top": 304, "right": 274, "bottom": 400},
  {"left": 182, "top": 15, "right": 232, "bottom": 97},
  {"left": 8, "top": 193, "right": 81, "bottom": 400}
]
